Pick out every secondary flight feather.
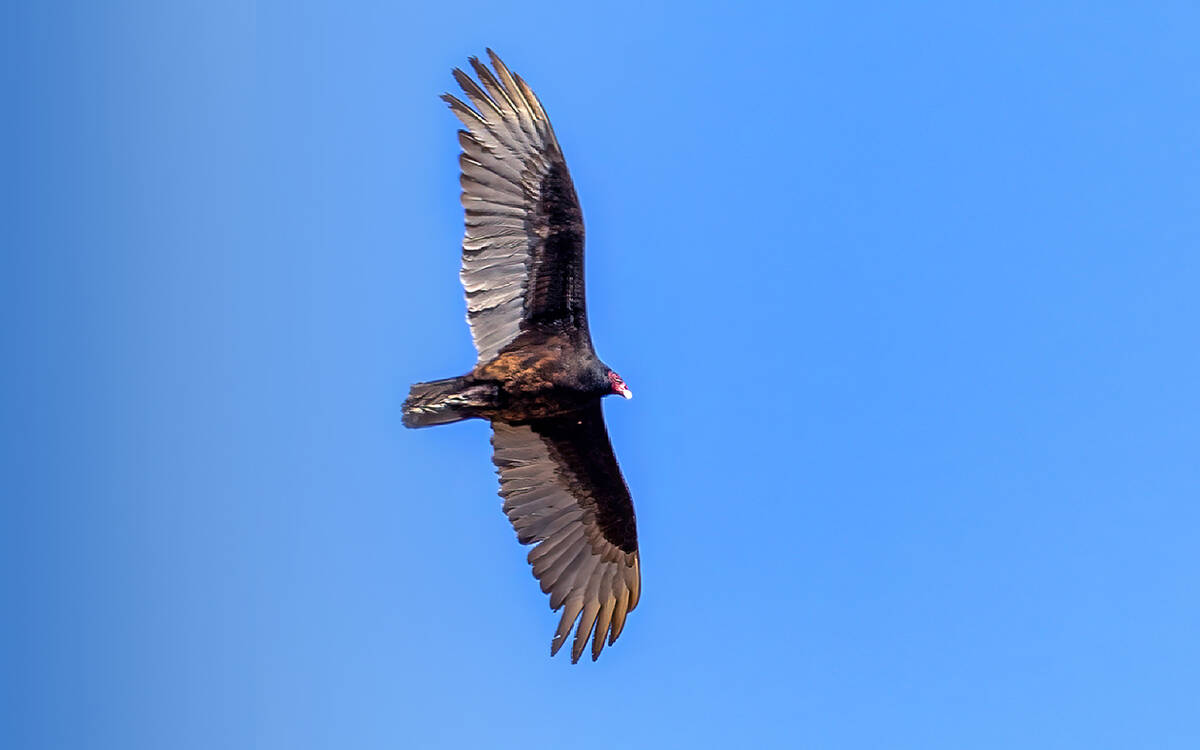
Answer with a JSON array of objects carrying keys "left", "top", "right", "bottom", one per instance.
[{"left": 403, "top": 50, "right": 640, "bottom": 663}]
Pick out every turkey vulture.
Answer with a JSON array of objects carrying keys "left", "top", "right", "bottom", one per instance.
[{"left": 403, "top": 50, "right": 640, "bottom": 663}]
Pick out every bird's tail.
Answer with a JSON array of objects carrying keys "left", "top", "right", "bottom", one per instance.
[{"left": 402, "top": 376, "right": 493, "bottom": 428}]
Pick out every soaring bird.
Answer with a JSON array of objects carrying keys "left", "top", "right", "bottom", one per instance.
[{"left": 403, "top": 51, "right": 640, "bottom": 662}]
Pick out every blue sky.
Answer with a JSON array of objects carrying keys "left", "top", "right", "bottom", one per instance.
[{"left": 4, "top": 2, "right": 1198, "bottom": 748}]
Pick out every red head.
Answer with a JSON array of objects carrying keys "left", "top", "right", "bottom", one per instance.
[{"left": 608, "top": 371, "right": 632, "bottom": 399}]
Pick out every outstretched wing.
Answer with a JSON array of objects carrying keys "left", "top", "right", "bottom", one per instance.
[
  {"left": 443, "top": 50, "right": 590, "bottom": 364},
  {"left": 491, "top": 404, "right": 640, "bottom": 662}
]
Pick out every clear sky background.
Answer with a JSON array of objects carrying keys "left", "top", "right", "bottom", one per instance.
[{"left": 3, "top": 2, "right": 1198, "bottom": 748}]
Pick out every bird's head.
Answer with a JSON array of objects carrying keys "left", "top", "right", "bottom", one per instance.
[{"left": 607, "top": 370, "right": 632, "bottom": 400}]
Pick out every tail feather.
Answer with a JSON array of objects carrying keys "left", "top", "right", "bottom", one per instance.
[{"left": 402, "top": 376, "right": 492, "bottom": 428}]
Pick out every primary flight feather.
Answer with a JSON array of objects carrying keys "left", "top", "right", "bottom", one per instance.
[{"left": 403, "top": 50, "right": 640, "bottom": 663}]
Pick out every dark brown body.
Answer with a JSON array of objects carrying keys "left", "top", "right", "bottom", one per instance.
[
  {"left": 471, "top": 333, "right": 609, "bottom": 422},
  {"left": 402, "top": 332, "right": 611, "bottom": 428}
]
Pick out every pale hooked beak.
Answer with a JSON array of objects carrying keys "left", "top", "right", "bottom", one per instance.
[{"left": 617, "top": 385, "right": 633, "bottom": 400}]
